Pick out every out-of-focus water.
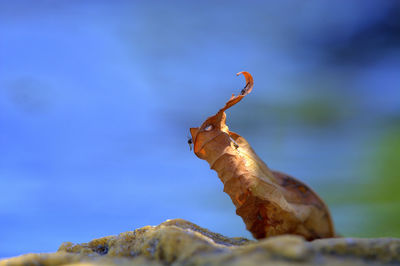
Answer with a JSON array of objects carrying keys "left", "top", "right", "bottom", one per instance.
[{"left": 1, "top": 1, "right": 400, "bottom": 258}]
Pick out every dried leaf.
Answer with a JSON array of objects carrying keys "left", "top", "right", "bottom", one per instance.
[{"left": 190, "top": 71, "right": 334, "bottom": 240}]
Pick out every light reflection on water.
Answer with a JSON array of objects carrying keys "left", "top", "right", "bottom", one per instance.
[{"left": 0, "top": 1, "right": 399, "bottom": 258}]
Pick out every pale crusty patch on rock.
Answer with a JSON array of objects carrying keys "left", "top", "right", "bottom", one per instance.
[{"left": 1, "top": 219, "right": 399, "bottom": 266}]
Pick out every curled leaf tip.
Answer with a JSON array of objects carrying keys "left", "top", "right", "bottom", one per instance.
[
  {"left": 219, "top": 71, "right": 254, "bottom": 113},
  {"left": 236, "top": 71, "right": 254, "bottom": 96}
]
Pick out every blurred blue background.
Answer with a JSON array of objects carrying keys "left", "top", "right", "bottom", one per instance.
[{"left": 1, "top": 0, "right": 400, "bottom": 258}]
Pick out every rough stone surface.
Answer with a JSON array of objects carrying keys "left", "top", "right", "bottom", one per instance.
[{"left": 1, "top": 219, "right": 399, "bottom": 265}]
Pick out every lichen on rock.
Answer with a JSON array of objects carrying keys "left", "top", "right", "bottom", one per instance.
[{"left": 1, "top": 219, "right": 399, "bottom": 265}]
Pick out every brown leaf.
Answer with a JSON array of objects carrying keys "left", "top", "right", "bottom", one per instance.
[{"left": 190, "top": 71, "right": 334, "bottom": 240}]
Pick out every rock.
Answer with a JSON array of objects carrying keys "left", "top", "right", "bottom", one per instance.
[{"left": 1, "top": 219, "right": 399, "bottom": 265}]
